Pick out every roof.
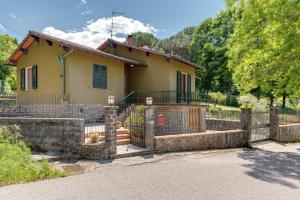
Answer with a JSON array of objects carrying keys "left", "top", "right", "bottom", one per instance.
[
  {"left": 6, "top": 31, "right": 146, "bottom": 67},
  {"left": 98, "top": 38, "right": 202, "bottom": 69}
]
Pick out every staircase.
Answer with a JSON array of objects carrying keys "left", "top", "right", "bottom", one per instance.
[{"left": 86, "top": 128, "right": 130, "bottom": 145}]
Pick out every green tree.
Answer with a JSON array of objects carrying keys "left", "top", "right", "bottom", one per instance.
[
  {"left": 227, "top": 0, "right": 300, "bottom": 107},
  {"left": 157, "top": 27, "right": 195, "bottom": 59},
  {"left": 0, "top": 35, "right": 18, "bottom": 92},
  {"left": 130, "top": 32, "right": 158, "bottom": 48},
  {"left": 189, "top": 6, "right": 241, "bottom": 93}
]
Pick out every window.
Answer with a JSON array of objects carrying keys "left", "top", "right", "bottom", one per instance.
[
  {"left": 93, "top": 64, "right": 107, "bottom": 89},
  {"left": 26, "top": 67, "right": 33, "bottom": 90},
  {"left": 21, "top": 65, "right": 37, "bottom": 90}
]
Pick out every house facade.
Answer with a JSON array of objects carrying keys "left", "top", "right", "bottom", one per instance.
[{"left": 7, "top": 31, "right": 200, "bottom": 106}]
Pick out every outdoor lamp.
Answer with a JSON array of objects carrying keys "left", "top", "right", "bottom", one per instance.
[
  {"left": 273, "top": 102, "right": 277, "bottom": 107},
  {"left": 108, "top": 96, "right": 115, "bottom": 105},
  {"left": 146, "top": 97, "right": 153, "bottom": 105}
]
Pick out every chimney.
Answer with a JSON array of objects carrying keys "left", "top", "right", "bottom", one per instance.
[{"left": 127, "top": 35, "right": 133, "bottom": 45}]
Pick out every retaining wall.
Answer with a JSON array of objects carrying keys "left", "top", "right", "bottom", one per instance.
[
  {"left": 278, "top": 123, "right": 300, "bottom": 143},
  {"left": 155, "top": 129, "right": 248, "bottom": 152},
  {"left": 0, "top": 117, "right": 84, "bottom": 154}
]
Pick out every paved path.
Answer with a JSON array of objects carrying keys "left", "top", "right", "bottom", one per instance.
[{"left": 1, "top": 143, "right": 300, "bottom": 200}]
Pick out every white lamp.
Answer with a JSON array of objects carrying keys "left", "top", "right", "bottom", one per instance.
[
  {"left": 108, "top": 96, "right": 115, "bottom": 105},
  {"left": 146, "top": 97, "right": 153, "bottom": 105}
]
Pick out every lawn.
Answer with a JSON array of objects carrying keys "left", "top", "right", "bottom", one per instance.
[{"left": 0, "top": 125, "right": 66, "bottom": 186}]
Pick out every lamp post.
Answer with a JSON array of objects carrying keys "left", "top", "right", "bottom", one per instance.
[
  {"left": 146, "top": 97, "right": 153, "bottom": 105},
  {"left": 108, "top": 96, "right": 115, "bottom": 106}
]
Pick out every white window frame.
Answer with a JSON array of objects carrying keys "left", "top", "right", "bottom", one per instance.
[{"left": 25, "top": 66, "right": 33, "bottom": 90}]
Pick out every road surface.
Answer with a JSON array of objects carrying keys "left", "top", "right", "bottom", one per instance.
[{"left": 1, "top": 142, "right": 300, "bottom": 200}]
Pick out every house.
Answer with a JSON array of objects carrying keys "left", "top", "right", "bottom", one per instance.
[{"left": 7, "top": 31, "right": 200, "bottom": 106}]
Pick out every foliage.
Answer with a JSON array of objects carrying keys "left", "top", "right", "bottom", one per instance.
[
  {"left": 238, "top": 94, "right": 268, "bottom": 111},
  {"left": 227, "top": 0, "right": 300, "bottom": 105},
  {"left": 0, "top": 35, "right": 18, "bottom": 93},
  {"left": 157, "top": 27, "right": 195, "bottom": 59},
  {"left": 0, "top": 125, "right": 66, "bottom": 186},
  {"left": 208, "top": 92, "right": 227, "bottom": 106},
  {"left": 124, "top": 106, "right": 144, "bottom": 138},
  {"left": 130, "top": 32, "right": 158, "bottom": 49},
  {"left": 131, "top": 27, "right": 195, "bottom": 59},
  {"left": 189, "top": 6, "right": 242, "bottom": 93}
]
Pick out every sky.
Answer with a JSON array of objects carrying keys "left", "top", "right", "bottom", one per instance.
[{"left": 0, "top": 0, "right": 225, "bottom": 48}]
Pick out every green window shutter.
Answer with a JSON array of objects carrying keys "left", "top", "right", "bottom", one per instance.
[
  {"left": 32, "top": 65, "right": 38, "bottom": 89},
  {"left": 93, "top": 64, "right": 107, "bottom": 89},
  {"left": 20, "top": 68, "right": 25, "bottom": 90},
  {"left": 187, "top": 74, "right": 192, "bottom": 103},
  {"left": 176, "top": 71, "right": 182, "bottom": 103}
]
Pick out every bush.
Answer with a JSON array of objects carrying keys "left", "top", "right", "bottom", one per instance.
[
  {"left": 238, "top": 94, "right": 268, "bottom": 111},
  {"left": 0, "top": 125, "right": 66, "bottom": 186},
  {"left": 208, "top": 92, "right": 227, "bottom": 106}
]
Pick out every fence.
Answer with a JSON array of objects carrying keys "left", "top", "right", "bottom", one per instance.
[
  {"left": 278, "top": 109, "right": 300, "bottom": 125},
  {"left": 0, "top": 93, "right": 105, "bottom": 123},
  {"left": 154, "top": 106, "right": 205, "bottom": 135}
]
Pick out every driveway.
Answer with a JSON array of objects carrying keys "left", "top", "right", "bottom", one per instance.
[{"left": 1, "top": 142, "right": 300, "bottom": 200}]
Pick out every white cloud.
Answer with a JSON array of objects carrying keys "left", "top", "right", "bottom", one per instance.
[
  {"left": 42, "top": 16, "right": 158, "bottom": 48},
  {"left": 8, "top": 13, "right": 16, "bottom": 19},
  {"left": 81, "top": 0, "right": 87, "bottom": 4},
  {"left": 0, "top": 24, "right": 7, "bottom": 32}
]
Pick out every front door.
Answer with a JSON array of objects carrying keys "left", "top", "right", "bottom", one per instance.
[{"left": 177, "top": 71, "right": 191, "bottom": 103}]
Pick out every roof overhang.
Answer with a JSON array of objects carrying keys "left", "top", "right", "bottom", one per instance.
[
  {"left": 98, "top": 39, "right": 204, "bottom": 70},
  {"left": 6, "top": 31, "right": 147, "bottom": 67}
]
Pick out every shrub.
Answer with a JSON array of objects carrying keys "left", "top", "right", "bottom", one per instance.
[
  {"left": 238, "top": 94, "right": 268, "bottom": 111},
  {"left": 0, "top": 125, "right": 66, "bottom": 186},
  {"left": 208, "top": 92, "right": 227, "bottom": 106},
  {"left": 124, "top": 106, "right": 145, "bottom": 138}
]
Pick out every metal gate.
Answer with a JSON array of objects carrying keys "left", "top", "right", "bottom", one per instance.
[
  {"left": 129, "top": 106, "right": 145, "bottom": 148},
  {"left": 251, "top": 111, "right": 270, "bottom": 142}
]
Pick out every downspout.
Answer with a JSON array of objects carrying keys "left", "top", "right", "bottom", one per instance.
[{"left": 57, "top": 49, "right": 74, "bottom": 99}]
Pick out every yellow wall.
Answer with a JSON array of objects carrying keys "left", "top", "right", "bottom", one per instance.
[
  {"left": 105, "top": 45, "right": 196, "bottom": 92},
  {"left": 16, "top": 38, "right": 125, "bottom": 105},
  {"left": 66, "top": 50, "right": 124, "bottom": 104}
]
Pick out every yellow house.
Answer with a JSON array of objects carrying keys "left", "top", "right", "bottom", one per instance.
[{"left": 7, "top": 31, "right": 200, "bottom": 106}]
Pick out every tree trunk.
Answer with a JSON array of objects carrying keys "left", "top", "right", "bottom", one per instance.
[
  {"left": 282, "top": 94, "right": 286, "bottom": 108},
  {"left": 270, "top": 95, "right": 274, "bottom": 107}
]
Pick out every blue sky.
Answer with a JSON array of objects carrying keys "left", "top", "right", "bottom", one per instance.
[{"left": 0, "top": 0, "right": 225, "bottom": 47}]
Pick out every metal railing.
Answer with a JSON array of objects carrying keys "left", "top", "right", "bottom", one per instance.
[{"left": 279, "top": 109, "right": 300, "bottom": 125}]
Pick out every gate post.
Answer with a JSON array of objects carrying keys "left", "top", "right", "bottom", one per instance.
[
  {"left": 104, "top": 106, "right": 117, "bottom": 156},
  {"left": 270, "top": 107, "right": 279, "bottom": 141},
  {"left": 145, "top": 106, "right": 155, "bottom": 149},
  {"left": 240, "top": 108, "right": 252, "bottom": 148}
]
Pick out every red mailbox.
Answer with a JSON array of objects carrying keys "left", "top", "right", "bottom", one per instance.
[{"left": 157, "top": 114, "right": 165, "bottom": 126}]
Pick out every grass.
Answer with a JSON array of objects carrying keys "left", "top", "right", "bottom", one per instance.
[{"left": 0, "top": 125, "right": 66, "bottom": 186}]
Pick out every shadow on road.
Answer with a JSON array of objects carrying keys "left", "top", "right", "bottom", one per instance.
[{"left": 239, "top": 149, "right": 300, "bottom": 189}]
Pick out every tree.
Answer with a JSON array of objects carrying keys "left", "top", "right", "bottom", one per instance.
[
  {"left": 0, "top": 35, "right": 18, "bottom": 92},
  {"left": 227, "top": 0, "right": 300, "bottom": 107},
  {"left": 157, "top": 27, "right": 195, "bottom": 59},
  {"left": 130, "top": 32, "right": 158, "bottom": 49},
  {"left": 189, "top": 6, "right": 241, "bottom": 93}
]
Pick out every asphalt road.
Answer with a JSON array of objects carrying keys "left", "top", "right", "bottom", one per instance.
[{"left": 1, "top": 142, "right": 300, "bottom": 200}]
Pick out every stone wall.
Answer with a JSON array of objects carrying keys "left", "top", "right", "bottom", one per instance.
[
  {"left": 206, "top": 119, "right": 241, "bottom": 131},
  {"left": 0, "top": 117, "right": 84, "bottom": 154},
  {"left": 278, "top": 124, "right": 300, "bottom": 143},
  {"left": 155, "top": 130, "right": 248, "bottom": 153},
  {"left": 79, "top": 142, "right": 109, "bottom": 160}
]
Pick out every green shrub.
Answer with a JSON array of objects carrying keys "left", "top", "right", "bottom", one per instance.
[
  {"left": 124, "top": 106, "right": 145, "bottom": 138},
  {"left": 238, "top": 94, "right": 268, "bottom": 111},
  {"left": 208, "top": 92, "right": 227, "bottom": 106},
  {"left": 0, "top": 125, "right": 66, "bottom": 186}
]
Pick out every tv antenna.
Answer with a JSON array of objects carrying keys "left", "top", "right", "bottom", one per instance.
[{"left": 111, "top": 9, "right": 126, "bottom": 39}]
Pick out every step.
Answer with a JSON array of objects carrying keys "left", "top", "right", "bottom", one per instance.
[
  {"left": 117, "top": 134, "right": 130, "bottom": 140},
  {"left": 117, "top": 139, "right": 130, "bottom": 145}
]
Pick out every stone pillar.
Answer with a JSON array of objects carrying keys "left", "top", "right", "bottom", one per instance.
[
  {"left": 200, "top": 108, "right": 206, "bottom": 132},
  {"left": 104, "top": 106, "right": 117, "bottom": 156},
  {"left": 240, "top": 108, "right": 252, "bottom": 147},
  {"left": 144, "top": 106, "right": 155, "bottom": 149},
  {"left": 270, "top": 107, "right": 279, "bottom": 141}
]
